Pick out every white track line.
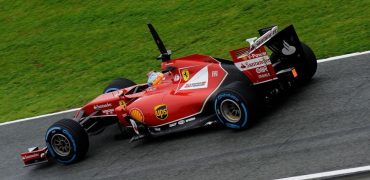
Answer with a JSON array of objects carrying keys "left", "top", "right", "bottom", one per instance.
[
  {"left": 0, "top": 108, "right": 80, "bottom": 126},
  {"left": 317, "top": 50, "right": 370, "bottom": 63},
  {"left": 276, "top": 165, "right": 370, "bottom": 180},
  {"left": 1, "top": 50, "right": 369, "bottom": 127}
]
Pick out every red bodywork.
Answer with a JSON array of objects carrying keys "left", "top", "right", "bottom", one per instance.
[
  {"left": 230, "top": 46, "right": 277, "bottom": 84},
  {"left": 80, "top": 48, "right": 278, "bottom": 129},
  {"left": 81, "top": 54, "right": 228, "bottom": 127}
]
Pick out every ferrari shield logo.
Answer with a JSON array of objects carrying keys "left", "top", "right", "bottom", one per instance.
[
  {"left": 154, "top": 104, "right": 168, "bottom": 120},
  {"left": 119, "top": 100, "right": 126, "bottom": 110},
  {"left": 181, "top": 69, "right": 190, "bottom": 81}
]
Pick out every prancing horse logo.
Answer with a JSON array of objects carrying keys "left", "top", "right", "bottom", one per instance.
[{"left": 181, "top": 69, "right": 190, "bottom": 81}]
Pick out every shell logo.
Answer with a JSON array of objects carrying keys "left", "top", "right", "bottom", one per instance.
[{"left": 130, "top": 108, "right": 144, "bottom": 122}]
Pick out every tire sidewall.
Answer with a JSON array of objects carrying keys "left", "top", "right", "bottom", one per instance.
[
  {"left": 104, "top": 87, "right": 120, "bottom": 93},
  {"left": 103, "top": 78, "right": 136, "bottom": 94},
  {"left": 214, "top": 90, "right": 249, "bottom": 129},
  {"left": 298, "top": 42, "right": 317, "bottom": 82},
  {"left": 45, "top": 126, "right": 78, "bottom": 164}
]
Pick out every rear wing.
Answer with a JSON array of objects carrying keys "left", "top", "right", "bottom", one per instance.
[
  {"left": 260, "top": 25, "right": 304, "bottom": 58},
  {"left": 231, "top": 25, "right": 304, "bottom": 60},
  {"left": 229, "top": 25, "right": 304, "bottom": 85}
]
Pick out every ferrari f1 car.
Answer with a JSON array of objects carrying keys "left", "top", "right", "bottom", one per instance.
[{"left": 21, "top": 24, "right": 317, "bottom": 166}]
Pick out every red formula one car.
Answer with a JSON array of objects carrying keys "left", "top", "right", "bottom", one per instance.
[{"left": 21, "top": 24, "right": 317, "bottom": 166}]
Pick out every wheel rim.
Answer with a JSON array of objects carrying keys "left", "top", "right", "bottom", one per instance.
[
  {"left": 220, "top": 99, "right": 241, "bottom": 123},
  {"left": 51, "top": 134, "right": 71, "bottom": 157}
]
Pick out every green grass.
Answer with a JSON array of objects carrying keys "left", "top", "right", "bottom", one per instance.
[{"left": 0, "top": 0, "right": 369, "bottom": 122}]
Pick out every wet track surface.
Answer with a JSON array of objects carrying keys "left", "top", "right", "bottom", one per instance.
[{"left": 1, "top": 54, "right": 369, "bottom": 180}]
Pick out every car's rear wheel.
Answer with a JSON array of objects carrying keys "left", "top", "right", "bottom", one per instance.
[
  {"left": 269, "top": 42, "right": 317, "bottom": 84},
  {"left": 103, "top": 78, "right": 136, "bottom": 94},
  {"left": 214, "top": 82, "right": 261, "bottom": 129},
  {"left": 45, "top": 119, "right": 89, "bottom": 165},
  {"left": 298, "top": 42, "right": 317, "bottom": 83}
]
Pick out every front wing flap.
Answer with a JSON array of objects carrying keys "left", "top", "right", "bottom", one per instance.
[{"left": 20, "top": 147, "right": 48, "bottom": 166}]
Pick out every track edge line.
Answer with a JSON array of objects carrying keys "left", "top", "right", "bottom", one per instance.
[
  {"left": 275, "top": 165, "right": 370, "bottom": 180},
  {"left": 0, "top": 108, "right": 80, "bottom": 126}
]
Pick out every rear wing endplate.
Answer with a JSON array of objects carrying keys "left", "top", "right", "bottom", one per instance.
[{"left": 233, "top": 25, "right": 304, "bottom": 60}]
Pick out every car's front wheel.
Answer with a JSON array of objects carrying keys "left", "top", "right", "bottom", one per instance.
[{"left": 45, "top": 119, "right": 89, "bottom": 165}]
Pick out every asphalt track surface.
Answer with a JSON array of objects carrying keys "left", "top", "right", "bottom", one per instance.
[{"left": 1, "top": 54, "right": 370, "bottom": 180}]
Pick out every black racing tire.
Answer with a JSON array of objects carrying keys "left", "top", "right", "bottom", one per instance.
[
  {"left": 103, "top": 78, "right": 136, "bottom": 94},
  {"left": 45, "top": 119, "right": 89, "bottom": 165},
  {"left": 298, "top": 42, "right": 317, "bottom": 83},
  {"left": 214, "top": 82, "right": 261, "bottom": 130}
]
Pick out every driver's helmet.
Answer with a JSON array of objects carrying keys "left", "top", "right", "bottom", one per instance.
[{"left": 147, "top": 71, "right": 164, "bottom": 87}]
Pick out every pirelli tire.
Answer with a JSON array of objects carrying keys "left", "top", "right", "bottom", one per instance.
[
  {"left": 103, "top": 78, "right": 136, "bottom": 94},
  {"left": 214, "top": 82, "right": 261, "bottom": 130},
  {"left": 45, "top": 119, "right": 89, "bottom": 165},
  {"left": 297, "top": 42, "right": 317, "bottom": 83}
]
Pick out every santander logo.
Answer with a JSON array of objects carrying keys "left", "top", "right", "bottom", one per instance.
[
  {"left": 94, "top": 103, "right": 112, "bottom": 110},
  {"left": 281, "top": 41, "right": 296, "bottom": 55}
]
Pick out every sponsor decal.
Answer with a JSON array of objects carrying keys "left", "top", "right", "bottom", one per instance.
[
  {"left": 184, "top": 81, "right": 206, "bottom": 88},
  {"left": 258, "top": 73, "right": 271, "bottom": 79},
  {"left": 236, "top": 50, "right": 268, "bottom": 61},
  {"left": 174, "top": 74, "right": 180, "bottom": 82},
  {"left": 235, "top": 55, "right": 271, "bottom": 71},
  {"left": 102, "top": 109, "right": 114, "bottom": 115},
  {"left": 154, "top": 104, "right": 168, "bottom": 120},
  {"left": 130, "top": 108, "right": 144, "bottom": 122},
  {"left": 180, "top": 66, "right": 209, "bottom": 90},
  {"left": 231, "top": 46, "right": 276, "bottom": 84},
  {"left": 217, "top": 93, "right": 239, "bottom": 101},
  {"left": 281, "top": 40, "right": 296, "bottom": 55},
  {"left": 211, "top": 70, "right": 218, "bottom": 77},
  {"left": 94, "top": 103, "right": 112, "bottom": 110},
  {"left": 119, "top": 100, "right": 126, "bottom": 110},
  {"left": 225, "top": 123, "right": 240, "bottom": 129},
  {"left": 181, "top": 69, "right": 190, "bottom": 81},
  {"left": 168, "top": 117, "right": 196, "bottom": 128},
  {"left": 238, "top": 26, "right": 278, "bottom": 58},
  {"left": 23, "top": 153, "right": 39, "bottom": 160},
  {"left": 255, "top": 66, "right": 268, "bottom": 74}
]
